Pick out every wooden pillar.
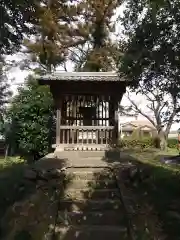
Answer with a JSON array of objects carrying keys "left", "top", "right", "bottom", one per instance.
[
  {"left": 114, "top": 98, "right": 119, "bottom": 145},
  {"left": 111, "top": 96, "right": 119, "bottom": 146},
  {"left": 56, "top": 99, "right": 62, "bottom": 146}
]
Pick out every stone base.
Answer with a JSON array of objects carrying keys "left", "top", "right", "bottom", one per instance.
[
  {"left": 54, "top": 144, "right": 109, "bottom": 152},
  {"left": 54, "top": 148, "right": 121, "bottom": 164}
]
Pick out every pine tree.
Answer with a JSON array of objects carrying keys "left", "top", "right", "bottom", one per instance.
[
  {"left": 24, "top": 0, "right": 122, "bottom": 72},
  {"left": 24, "top": 0, "right": 86, "bottom": 72},
  {"left": 73, "top": 0, "right": 121, "bottom": 72}
]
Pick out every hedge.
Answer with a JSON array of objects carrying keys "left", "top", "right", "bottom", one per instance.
[
  {"left": 120, "top": 137, "right": 178, "bottom": 149},
  {"left": 167, "top": 138, "right": 178, "bottom": 148},
  {"left": 119, "top": 137, "right": 154, "bottom": 149}
]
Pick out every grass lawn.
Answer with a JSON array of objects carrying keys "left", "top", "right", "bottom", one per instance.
[
  {"left": 120, "top": 148, "right": 180, "bottom": 239},
  {"left": 0, "top": 157, "right": 36, "bottom": 226}
]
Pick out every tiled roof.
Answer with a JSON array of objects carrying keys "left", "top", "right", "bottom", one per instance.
[
  {"left": 36, "top": 71, "right": 125, "bottom": 82},
  {"left": 121, "top": 120, "right": 156, "bottom": 131},
  {"left": 129, "top": 120, "right": 155, "bottom": 128}
]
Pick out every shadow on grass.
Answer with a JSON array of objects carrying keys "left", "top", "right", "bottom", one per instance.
[
  {"left": 0, "top": 155, "right": 72, "bottom": 240},
  {"left": 103, "top": 148, "right": 180, "bottom": 239}
]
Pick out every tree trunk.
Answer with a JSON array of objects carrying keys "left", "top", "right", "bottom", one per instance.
[
  {"left": 5, "top": 144, "right": 9, "bottom": 160},
  {"left": 160, "top": 135, "right": 167, "bottom": 151},
  {"left": 159, "top": 130, "right": 167, "bottom": 151}
]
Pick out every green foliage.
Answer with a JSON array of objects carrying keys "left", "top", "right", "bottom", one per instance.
[
  {"left": 0, "top": 0, "right": 37, "bottom": 55},
  {"left": 120, "top": 0, "right": 180, "bottom": 90},
  {"left": 167, "top": 138, "right": 178, "bottom": 149},
  {"left": 0, "top": 59, "right": 12, "bottom": 143},
  {"left": 24, "top": 0, "right": 84, "bottom": 71},
  {"left": 120, "top": 137, "right": 154, "bottom": 149},
  {"left": 120, "top": 136, "right": 178, "bottom": 150},
  {"left": 74, "top": 0, "right": 121, "bottom": 71},
  {"left": 0, "top": 59, "right": 12, "bottom": 115},
  {"left": 120, "top": 0, "right": 180, "bottom": 134},
  {"left": 131, "top": 129, "right": 141, "bottom": 139},
  {"left": 7, "top": 75, "right": 54, "bottom": 161},
  {"left": 23, "top": 0, "right": 121, "bottom": 72}
]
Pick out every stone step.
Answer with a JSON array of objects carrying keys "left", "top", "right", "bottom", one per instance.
[
  {"left": 57, "top": 210, "right": 126, "bottom": 226},
  {"left": 59, "top": 199, "right": 122, "bottom": 211},
  {"left": 54, "top": 225, "right": 128, "bottom": 240},
  {"left": 65, "top": 167, "right": 112, "bottom": 173},
  {"left": 66, "top": 170, "right": 114, "bottom": 181},
  {"left": 54, "top": 150, "right": 107, "bottom": 160},
  {"left": 67, "top": 179, "right": 116, "bottom": 189},
  {"left": 64, "top": 188, "right": 120, "bottom": 200}
]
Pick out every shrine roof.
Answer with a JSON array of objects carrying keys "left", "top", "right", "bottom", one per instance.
[{"left": 36, "top": 71, "right": 124, "bottom": 82}]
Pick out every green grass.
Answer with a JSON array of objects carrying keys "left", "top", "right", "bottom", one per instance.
[
  {"left": 122, "top": 148, "right": 180, "bottom": 239},
  {"left": 0, "top": 156, "right": 24, "bottom": 168}
]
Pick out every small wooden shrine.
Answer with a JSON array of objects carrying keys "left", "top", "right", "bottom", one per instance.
[{"left": 37, "top": 72, "right": 126, "bottom": 151}]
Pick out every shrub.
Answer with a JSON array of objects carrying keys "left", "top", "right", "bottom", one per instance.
[
  {"left": 7, "top": 76, "right": 54, "bottom": 162},
  {"left": 120, "top": 137, "right": 154, "bottom": 149},
  {"left": 168, "top": 138, "right": 178, "bottom": 149}
]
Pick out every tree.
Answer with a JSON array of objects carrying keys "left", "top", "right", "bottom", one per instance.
[
  {"left": 0, "top": 0, "right": 38, "bottom": 55},
  {"left": 0, "top": 59, "right": 12, "bottom": 116},
  {"left": 119, "top": 0, "right": 180, "bottom": 149},
  {"left": 7, "top": 75, "right": 54, "bottom": 162},
  {"left": 0, "top": 58, "right": 13, "bottom": 157},
  {"left": 23, "top": 0, "right": 87, "bottom": 72},
  {"left": 122, "top": 81, "right": 180, "bottom": 150},
  {"left": 120, "top": 0, "right": 180, "bottom": 88},
  {"left": 23, "top": 0, "right": 122, "bottom": 72},
  {"left": 71, "top": 0, "right": 121, "bottom": 72}
]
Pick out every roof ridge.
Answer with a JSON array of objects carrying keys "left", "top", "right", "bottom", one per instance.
[{"left": 35, "top": 71, "right": 127, "bottom": 82}]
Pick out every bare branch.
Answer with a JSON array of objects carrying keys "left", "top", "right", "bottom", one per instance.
[
  {"left": 63, "top": 62, "right": 68, "bottom": 72},
  {"left": 164, "top": 93, "right": 178, "bottom": 134},
  {"left": 159, "top": 101, "right": 167, "bottom": 114},
  {"left": 126, "top": 93, "right": 156, "bottom": 127}
]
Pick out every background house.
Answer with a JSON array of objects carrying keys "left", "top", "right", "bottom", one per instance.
[
  {"left": 120, "top": 120, "right": 157, "bottom": 138},
  {"left": 118, "top": 114, "right": 178, "bottom": 139}
]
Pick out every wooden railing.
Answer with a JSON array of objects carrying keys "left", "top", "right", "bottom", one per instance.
[{"left": 59, "top": 126, "right": 114, "bottom": 145}]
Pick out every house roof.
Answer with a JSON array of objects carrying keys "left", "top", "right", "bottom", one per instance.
[
  {"left": 36, "top": 71, "right": 126, "bottom": 82},
  {"left": 129, "top": 120, "right": 155, "bottom": 128},
  {"left": 121, "top": 120, "right": 156, "bottom": 131}
]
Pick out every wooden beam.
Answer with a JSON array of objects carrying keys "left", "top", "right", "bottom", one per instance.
[
  {"left": 59, "top": 125, "right": 114, "bottom": 130},
  {"left": 51, "top": 81, "right": 126, "bottom": 96},
  {"left": 64, "top": 117, "right": 110, "bottom": 121}
]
